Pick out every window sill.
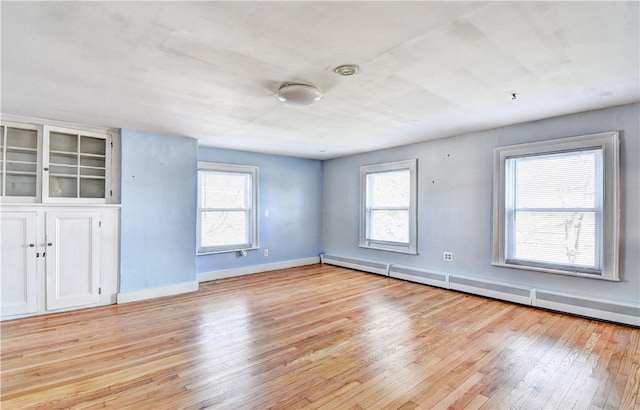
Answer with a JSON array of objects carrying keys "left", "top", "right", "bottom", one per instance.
[
  {"left": 491, "top": 262, "right": 619, "bottom": 281},
  {"left": 359, "top": 244, "right": 418, "bottom": 255},
  {"left": 197, "top": 246, "right": 259, "bottom": 256}
]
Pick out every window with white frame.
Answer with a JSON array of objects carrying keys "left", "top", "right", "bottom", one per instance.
[
  {"left": 360, "top": 159, "right": 418, "bottom": 254},
  {"left": 197, "top": 162, "right": 258, "bottom": 254},
  {"left": 492, "top": 131, "right": 619, "bottom": 280}
]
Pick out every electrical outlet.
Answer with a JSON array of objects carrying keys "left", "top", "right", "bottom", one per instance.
[
  {"left": 444, "top": 251, "right": 453, "bottom": 261},
  {"left": 263, "top": 249, "right": 269, "bottom": 257}
]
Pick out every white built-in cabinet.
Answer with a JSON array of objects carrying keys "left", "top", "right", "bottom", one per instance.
[
  {"left": 0, "top": 117, "right": 119, "bottom": 320},
  {"left": 1, "top": 206, "right": 119, "bottom": 319},
  {"left": 1, "top": 122, "right": 112, "bottom": 203}
]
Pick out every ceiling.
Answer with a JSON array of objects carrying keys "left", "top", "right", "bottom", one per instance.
[{"left": 1, "top": 2, "right": 638, "bottom": 160}]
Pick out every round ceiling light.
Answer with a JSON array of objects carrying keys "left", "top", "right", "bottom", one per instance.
[
  {"left": 276, "top": 83, "right": 322, "bottom": 106},
  {"left": 334, "top": 64, "right": 360, "bottom": 76}
]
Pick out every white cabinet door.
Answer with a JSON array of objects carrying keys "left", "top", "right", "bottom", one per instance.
[
  {"left": 43, "top": 126, "right": 111, "bottom": 204},
  {"left": 45, "top": 211, "right": 101, "bottom": 310},
  {"left": 1, "top": 212, "right": 38, "bottom": 316}
]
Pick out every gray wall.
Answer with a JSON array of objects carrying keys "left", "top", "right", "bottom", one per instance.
[{"left": 323, "top": 103, "right": 639, "bottom": 304}]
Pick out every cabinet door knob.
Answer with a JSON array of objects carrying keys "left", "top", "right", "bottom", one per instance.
[
  {"left": 47, "top": 243, "right": 53, "bottom": 247},
  {"left": 29, "top": 243, "right": 35, "bottom": 247},
  {"left": 44, "top": 167, "right": 49, "bottom": 171}
]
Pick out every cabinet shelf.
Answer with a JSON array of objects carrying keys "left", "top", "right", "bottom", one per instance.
[
  {"left": 4, "top": 146, "right": 38, "bottom": 153},
  {"left": 50, "top": 173, "right": 106, "bottom": 180},
  {"left": 50, "top": 149, "right": 106, "bottom": 158},
  {"left": 80, "top": 153, "right": 107, "bottom": 159},
  {"left": 5, "top": 159, "right": 37, "bottom": 165},
  {"left": 49, "top": 150, "right": 76, "bottom": 156},
  {"left": 50, "top": 163, "right": 105, "bottom": 170},
  {"left": 5, "top": 171, "right": 38, "bottom": 176}
]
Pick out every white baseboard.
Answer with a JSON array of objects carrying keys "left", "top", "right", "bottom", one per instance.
[
  {"left": 321, "top": 254, "right": 639, "bottom": 327},
  {"left": 117, "top": 281, "right": 199, "bottom": 304},
  {"left": 198, "top": 256, "right": 320, "bottom": 283}
]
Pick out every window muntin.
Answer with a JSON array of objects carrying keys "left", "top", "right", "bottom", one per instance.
[
  {"left": 360, "top": 159, "right": 417, "bottom": 254},
  {"left": 197, "top": 162, "right": 258, "bottom": 254},
  {"left": 493, "top": 131, "right": 619, "bottom": 280}
]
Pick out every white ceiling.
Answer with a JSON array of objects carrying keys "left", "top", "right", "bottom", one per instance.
[{"left": 1, "top": 1, "right": 638, "bottom": 159}]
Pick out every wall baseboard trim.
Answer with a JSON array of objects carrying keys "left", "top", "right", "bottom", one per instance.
[
  {"left": 321, "top": 254, "right": 639, "bottom": 327},
  {"left": 117, "top": 281, "right": 199, "bottom": 304},
  {"left": 198, "top": 256, "right": 320, "bottom": 283}
]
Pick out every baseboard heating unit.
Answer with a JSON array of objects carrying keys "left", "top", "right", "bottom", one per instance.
[
  {"left": 449, "top": 275, "right": 532, "bottom": 306},
  {"left": 320, "top": 254, "right": 389, "bottom": 276},
  {"left": 320, "top": 254, "right": 639, "bottom": 327},
  {"left": 533, "top": 289, "right": 640, "bottom": 327},
  {"left": 389, "top": 265, "right": 448, "bottom": 289}
]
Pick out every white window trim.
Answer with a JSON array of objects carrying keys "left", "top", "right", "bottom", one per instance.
[
  {"left": 359, "top": 159, "right": 418, "bottom": 255},
  {"left": 197, "top": 161, "right": 258, "bottom": 255},
  {"left": 492, "top": 131, "right": 619, "bottom": 281}
]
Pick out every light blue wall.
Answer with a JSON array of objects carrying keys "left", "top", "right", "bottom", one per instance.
[
  {"left": 323, "top": 103, "right": 640, "bottom": 304},
  {"left": 197, "top": 147, "right": 323, "bottom": 275},
  {"left": 120, "top": 129, "right": 198, "bottom": 291}
]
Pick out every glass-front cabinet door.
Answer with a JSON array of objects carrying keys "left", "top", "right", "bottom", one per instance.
[
  {"left": 0, "top": 121, "right": 111, "bottom": 204},
  {"left": 0, "top": 123, "right": 42, "bottom": 202},
  {"left": 44, "top": 126, "right": 110, "bottom": 203}
]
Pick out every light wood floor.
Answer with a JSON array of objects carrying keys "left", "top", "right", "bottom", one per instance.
[{"left": 2, "top": 264, "right": 639, "bottom": 409}]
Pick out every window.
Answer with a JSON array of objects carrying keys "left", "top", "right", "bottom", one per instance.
[
  {"left": 197, "top": 162, "right": 258, "bottom": 254},
  {"left": 360, "top": 159, "right": 418, "bottom": 254},
  {"left": 493, "top": 131, "right": 619, "bottom": 280}
]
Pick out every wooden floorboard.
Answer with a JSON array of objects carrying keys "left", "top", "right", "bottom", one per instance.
[{"left": 1, "top": 264, "right": 639, "bottom": 409}]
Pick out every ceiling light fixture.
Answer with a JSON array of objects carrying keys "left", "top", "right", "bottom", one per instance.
[
  {"left": 334, "top": 64, "right": 360, "bottom": 76},
  {"left": 276, "top": 83, "right": 322, "bottom": 106}
]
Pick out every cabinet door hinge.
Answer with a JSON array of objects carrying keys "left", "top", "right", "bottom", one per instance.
[
  {"left": 110, "top": 190, "right": 113, "bottom": 197},
  {"left": 99, "top": 221, "right": 102, "bottom": 228},
  {"left": 98, "top": 287, "right": 102, "bottom": 295}
]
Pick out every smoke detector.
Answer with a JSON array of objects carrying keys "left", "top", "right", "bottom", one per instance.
[{"left": 334, "top": 64, "right": 360, "bottom": 76}]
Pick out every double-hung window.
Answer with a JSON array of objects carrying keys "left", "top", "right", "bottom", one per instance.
[
  {"left": 493, "top": 131, "right": 619, "bottom": 280},
  {"left": 197, "top": 162, "right": 258, "bottom": 254},
  {"left": 360, "top": 159, "right": 418, "bottom": 254}
]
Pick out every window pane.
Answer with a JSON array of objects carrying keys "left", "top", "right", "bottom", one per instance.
[
  {"left": 50, "top": 132, "right": 77, "bottom": 152},
  {"left": 370, "top": 210, "right": 409, "bottom": 243},
  {"left": 5, "top": 174, "right": 37, "bottom": 197},
  {"left": 49, "top": 176, "right": 77, "bottom": 198},
  {"left": 513, "top": 150, "right": 600, "bottom": 209},
  {"left": 368, "top": 169, "right": 409, "bottom": 207},
  {"left": 6, "top": 127, "right": 37, "bottom": 149},
  {"left": 80, "top": 136, "right": 106, "bottom": 155},
  {"left": 200, "top": 171, "right": 248, "bottom": 209},
  {"left": 511, "top": 211, "right": 596, "bottom": 268},
  {"left": 200, "top": 211, "right": 247, "bottom": 247}
]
